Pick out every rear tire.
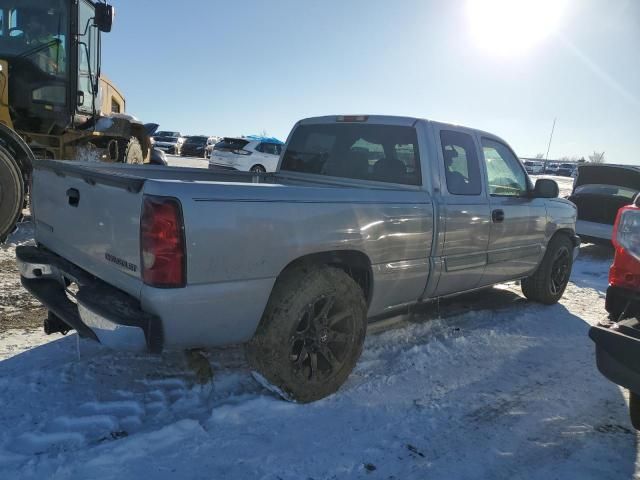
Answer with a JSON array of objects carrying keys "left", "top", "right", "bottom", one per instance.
[
  {"left": 247, "top": 265, "right": 367, "bottom": 403},
  {"left": 0, "top": 147, "right": 24, "bottom": 243},
  {"left": 250, "top": 164, "right": 266, "bottom": 173},
  {"left": 119, "top": 137, "right": 144, "bottom": 165},
  {"left": 521, "top": 234, "right": 574, "bottom": 304}
]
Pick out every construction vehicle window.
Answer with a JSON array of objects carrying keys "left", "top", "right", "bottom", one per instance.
[
  {"left": 2, "top": 4, "right": 68, "bottom": 76},
  {"left": 78, "top": 0, "right": 98, "bottom": 112}
]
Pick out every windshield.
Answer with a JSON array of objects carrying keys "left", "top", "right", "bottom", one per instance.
[
  {"left": 154, "top": 136, "right": 179, "bottom": 142},
  {"left": 0, "top": 1, "right": 69, "bottom": 77},
  {"left": 185, "top": 136, "right": 208, "bottom": 144}
]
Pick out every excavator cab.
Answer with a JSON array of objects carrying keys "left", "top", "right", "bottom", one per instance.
[
  {"left": 0, "top": 1, "right": 149, "bottom": 242},
  {"left": 0, "top": 0, "right": 113, "bottom": 137}
]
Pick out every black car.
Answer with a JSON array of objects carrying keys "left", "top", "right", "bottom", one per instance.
[
  {"left": 557, "top": 163, "right": 576, "bottom": 176},
  {"left": 568, "top": 164, "right": 640, "bottom": 244},
  {"left": 180, "top": 136, "right": 209, "bottom": 157}
]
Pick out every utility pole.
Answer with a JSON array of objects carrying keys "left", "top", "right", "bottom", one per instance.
[{"left": 545, "top": 117, "right": 556, "bottom": 163}]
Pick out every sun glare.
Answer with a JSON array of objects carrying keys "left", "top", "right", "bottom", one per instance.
[{"left": 466, "top": 0, "right": 568, "bottom": 57}]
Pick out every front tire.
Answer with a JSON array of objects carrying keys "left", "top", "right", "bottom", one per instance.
[
  {"left": 120, "top": 137, "right": 144, "bottom": 165},
  {"left": 0, "top": 147, "right": 24, "bottom": 243},
  {"left": 521, "top": 234, "right": 574, "bottom": 304},
  {"left": 247, "top": 265, "right": 367, "bottom": 403}
]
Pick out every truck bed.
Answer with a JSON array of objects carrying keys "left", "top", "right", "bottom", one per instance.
[{"left": 30, "top": 160, "right": 434, "bottom": 348}]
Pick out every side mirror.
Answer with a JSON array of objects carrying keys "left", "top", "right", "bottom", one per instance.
[
  {"left": 94, "top": 4, "right": 114, "bottom": 33},
  {"left": 533, "top": 178, "right": 559, "bottom": 198}
]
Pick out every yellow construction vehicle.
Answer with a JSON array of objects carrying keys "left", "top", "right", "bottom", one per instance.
[{"left": 0, "top": 1, "right": 152, "bottom": 241}]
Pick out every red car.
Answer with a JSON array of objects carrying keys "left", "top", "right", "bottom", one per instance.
[{"left": 590, "top": 194, "right": 640, "bottom": 427}]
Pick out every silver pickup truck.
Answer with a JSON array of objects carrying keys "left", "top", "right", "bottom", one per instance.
[{"left": 17, "top": 115, "right": 579, "bottom": 402}]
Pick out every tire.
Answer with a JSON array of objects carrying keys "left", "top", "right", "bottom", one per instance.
[
  {"left": 247, "top": 265, "right": 367, "bottom": 403},
  {"left": 629, "top": 391, "right": 640, "bottom": 430},
  {"left": 119, "top": 137, "right": 144, "bottom": 165},
  {"left": 250, "top": 164, "right": 266, "bottom": 173},
  {"left": 0, "top": 147, "right": 24, "bottom": 243},
  {"left": 521, "top": 234, "right": 574, "bottom": 304}
]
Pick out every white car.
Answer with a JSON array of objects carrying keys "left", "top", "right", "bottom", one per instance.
[
  {"left": 209, "top": 136, "right": 284, "bottom": 173},
  {"left": 153, "top": 131, "right": 183, "bottom": 154},
  {"left": 204, "top": 136, "right": 222, "bottom": 159},
  {"left": 523, "top": 160, "right": 544, "bottom": 174}
]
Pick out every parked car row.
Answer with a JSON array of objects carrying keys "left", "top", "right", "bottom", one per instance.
[{"left": 521, "top": 159, "right": 578, "bottom": 177}]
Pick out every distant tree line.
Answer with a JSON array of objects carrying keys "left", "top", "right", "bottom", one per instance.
[{"left": 533, "top": 151, "right": 605, "bottom": 164}]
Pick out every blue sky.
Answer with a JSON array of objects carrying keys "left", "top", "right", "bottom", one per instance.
[{"left": 102, "top": 0, "right": 639, "bottom": 164}]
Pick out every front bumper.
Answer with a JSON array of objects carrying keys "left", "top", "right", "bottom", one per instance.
[{"left": 16, "top": 246, "right": 163, "bottom": 353}]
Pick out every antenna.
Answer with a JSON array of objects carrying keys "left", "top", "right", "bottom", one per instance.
[{"left": 545, "top": 117, "right": 556, "bottom": 162}]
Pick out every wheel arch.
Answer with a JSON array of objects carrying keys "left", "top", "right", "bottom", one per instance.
[
  {"left": 0, "top": 123, "right": 35, "bottom": 177},
  {"left": 550, "top": 227, "right": 580, "bottom": 248},
  {"left": 276, "top": 250, "right": 374, "bottom": 304}
]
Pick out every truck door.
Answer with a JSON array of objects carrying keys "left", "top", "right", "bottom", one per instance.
[
  {"left": 433, "top": 128, "right": 491, "bottom": 296},
  {"left": 478, "top": 137, "right": 547, "bottom": 285}
]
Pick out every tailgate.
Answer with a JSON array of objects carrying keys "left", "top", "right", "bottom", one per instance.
[{"left": 31, "top": 161, "right": 146, "bottom": 299}]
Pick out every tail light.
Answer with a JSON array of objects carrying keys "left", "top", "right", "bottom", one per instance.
[
  {"left": 140, "top": 195, "right": 186, "bottom": 288},
  {"left": 613, "top": 205, "right": 640, "bottom": 261},
  {"left": 336, "top": 115, "right": 369, "bottom": 122},
  {"left": 610, "top": 204, "right": 640, "bottom": 289}
]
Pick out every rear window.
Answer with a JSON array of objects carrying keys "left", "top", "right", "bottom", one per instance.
[
  {"left": 574, "top": 184, "right": 639, "bottom": 199},
  {"left": 214, "top": 138, "right": 250, "bottom": 152},
  {"left": 280, "top": 124, "right": 421, "bottom": 185}
]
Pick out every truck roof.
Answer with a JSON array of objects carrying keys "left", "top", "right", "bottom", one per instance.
[{"left": 297, "top": 115, "right": 510, "bottom": 147}]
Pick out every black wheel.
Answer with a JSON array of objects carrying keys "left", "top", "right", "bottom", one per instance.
[
  {"left": 630, "top": 391, "right": 640, "bottom": 430},
  {"left": 521, "top": 234, "right": 574, "bottom": 304},
  {"left": 119, "top": 137, "right": 144, "bottom": 165},
  {"left": 0, "top": 147, "right": 24, "bottom": 243},
  {"left": 247, "top": 265, "right": 367, "bottom": 403},
  {"left": 250, "top": 164, "right": 266, "bottom": 173}
]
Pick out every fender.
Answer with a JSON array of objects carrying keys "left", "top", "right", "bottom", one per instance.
[{"left": 0, "top": 123, "right": 35, "bottom": 176}]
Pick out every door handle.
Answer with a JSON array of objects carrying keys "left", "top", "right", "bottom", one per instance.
[
  {"left": 66, "top": 188, "right": 80, "bottom": 207},
  {"left": 492, "top": 209, "right": 505, "bottom": 223}
]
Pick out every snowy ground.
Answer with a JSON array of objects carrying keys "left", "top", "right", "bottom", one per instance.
[{"left": 0, "top": 164, "right": 636, "bottom": 479}]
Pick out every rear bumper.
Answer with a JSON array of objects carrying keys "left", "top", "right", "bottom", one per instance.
[
  {"left": 575, "top": 220, "right": 613, "bottom": 243},
  {"left": 590, "top": 286, "right": 640, "bottom": 393},
  {"left": 16, "top": 246, "right": 163, "bottom": 353},
  {"left": 590, "top": 319, "right": 640, "bottom": 394}
]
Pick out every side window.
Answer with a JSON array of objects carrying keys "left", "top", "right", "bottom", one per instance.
[
  {"left": 440, "top": 130, "right": 482, "bottom": 195},
  {"left": 263, "top": 143, "right": 281, "bottom": 155},
  {"left": 481, "top": 138, "right": 528, "bottom": 196}
]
